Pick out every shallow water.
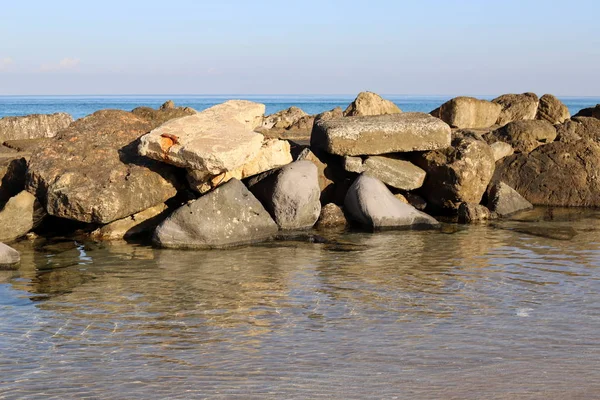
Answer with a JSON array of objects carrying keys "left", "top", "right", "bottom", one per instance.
[{"left": 1, "top": 209, "right": 600, "bottom": 399}]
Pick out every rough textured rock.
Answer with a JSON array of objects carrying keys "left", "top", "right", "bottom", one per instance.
[
  {"left": 131, "top": 101, "right": 196, "bottom": 129},
  {"left": 315, "top": 107, "right": 344, "bottom": 122},
  {"left": 90, "top": 203, "right": 169, "bottom": 241},
  {"left": 154, "top": 179, "right": 278, "bottom": 249},
  {"left": 487, "top": 120, "right": 557, "bottom": 154},
  {"left": 262, "top": 106, "right": 308, "bottom": 130},
  {"left": 0, "top": 191, "right": 45, "bottom": 242},
  {"left": 344, "top": 174, "right": 439, "bottom": 230},
  {"left": 296, "top": 149, "right": 349, "bottom": 205},
  {"left": 346, "top": 155, "right": 426, "bottom": 191},
  {"left": 311, "top": 113, "right": 451, "bottom": 156},
  {"left": 188, "top": 139, "right": 292, "bottom": 194},
  {"left": 343, "top": 156, "right": 365, "bottom": 173},
  {"left": 404, "top": 192, "right": 427, "bottom": 211},
  {"left": 490, "top": 141, "right": 514, "bottom": 161},
  {"left": 0, "top": 113, "right": 73, "bottom": 142},
  {"left": 0, "top": 242, "right": 20, "bottom": 266},
  {"left": 457, "top": 203, "right": 492, "bottom": 223},
  {"left": 487, "top": 182, "right": 533, "bottom": 217},
  {"left": 492, "top": 93, "right": 539, "bottom": 126},
  {"left": 493, "top": 140, "right": 600, "bottom": 207},
  {"left": 432, "top": 97, "right": 501, "bottom": 129},
  {"left": 344, "top": 92, "right": 402, "bottom": 117},
  {"left": 0, "top": 153, "right": 27, "bottom": 206},
  {"left": 536, "top": 94, "right": 571, "bottom": 124},
  {"left": 26, "top": 110, "right": 181, "bottom": 224},
  {"left": 573, "top": 104, "right": 600, "bottom": 119},
  {"left": 315, "top": 203, "right": 347, "bottom": 229},
  {"left": 555, "top": 117, "right": 600, "bottom": 143},
  {"left": 139, "top": 100, "right": 266, "bottom": 174},
  {"left": 415, "top": 137, "right": 495, "bottom": 211},
  {"left": 248, "top": 160, "right": 321, "bottom": 230}
]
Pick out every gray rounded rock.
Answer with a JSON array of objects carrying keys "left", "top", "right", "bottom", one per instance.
[
  {"left": 344, "top": 174, "right": 439, "bottom": 230},
  {"left": 0, "top": 242, "right": 20, "bottom": 267},
  {"left": 248, "top": 160, "right": 321, "bottom": 230},
  {"left": 154, "top": 179, "right": 278, "bottom": 249}
]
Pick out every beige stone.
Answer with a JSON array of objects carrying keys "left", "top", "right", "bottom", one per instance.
[
  {"left": 537, "top": 94, "right": 571, "bottom": 124},
  {"left": 139, "top": 100, "right": 266, "bottom": 174},
  {"left": 344, "top": 92, "right": 402, "bottom": 117},
  {"left": 492, "top": 93, "right": 539, "bottom": 126},
  {"left": 0, "top": 191, "right": 45, "bottom": 242},
  {"left": 0, "top": 113, "right": 73, "bottom": 142},
  {"left": 90, "top": 203, "right": 168, "bottom": 240},
  {"left": 311, "top": 113, "right": 451, "bottom": 156},
  {"left": 434, "top": 97, "right": 501, "bottom": 129}
]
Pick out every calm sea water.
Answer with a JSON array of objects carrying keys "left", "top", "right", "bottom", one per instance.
[
  {"left": 0, "top": 95, "right": 599, "bottom": 119},
  {"left": 1, "top": 208, "right": 600, "bottom": 398}
]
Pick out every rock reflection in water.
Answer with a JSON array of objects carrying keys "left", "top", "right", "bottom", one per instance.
[{"left": 1, "top": 211, "right": 600, "bottom": 399}]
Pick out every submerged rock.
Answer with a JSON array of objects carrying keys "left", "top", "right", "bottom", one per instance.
[
  {"left": 315, "top": 203, "right": 347, "bottom": 229},
  {"left": 344, "top": 174, "right": 439, "bottom": 230},
  {"left": 0, "top": 113, "right": 73, "bottom": 142},
  {"left": 138, "top": 100, "right": 265, "bottom": 174},
  {"left": 415, "top": 136, "right": 495, "bottom": 211},
  {"left": 494, "top": 140, "right": 600, "bottom": 207},
  {"left": 492, "top": 92, "right": 539, "bottom": 126},
  {"left": 311, "top": 113, "right": 451, "bottom": 156},
  {"left": 90, "top": 203, "right": 169, "bottom": 241},
  {"left": 432, "top": 97, "right": 501, "bottom": 129},
  {"left": 344, "top": 92, "right": 402, "bottom": 117},
  {"left": 248, "top": 160, "right": 321, "bottom": 230},
  {"left": 154, "top": 179, "right": 278, "bottom": 249},
  {"left": 0, "top": 191, "right": 45, "bottom": 242},
  {"left": 26, "top": 110, "right": 181, "bottom": 224},
  {"left": 0, "top": 242, "right": 20, "bottom": 267},
  {"left": 457, "top": 203, "right": 492, "bottom": 224},
  {"left": 487, "top": 182, "right": 533, "bottom": 217},
  {"left": 536, "top": 94, "right": 570, "bottom": 124},
  {"left": 488, "top": 120, "right": 556, "bottom": 154}
]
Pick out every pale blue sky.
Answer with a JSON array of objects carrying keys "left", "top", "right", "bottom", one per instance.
[{"left": 1, "top": 0, "right": 599, "bottom": 95}]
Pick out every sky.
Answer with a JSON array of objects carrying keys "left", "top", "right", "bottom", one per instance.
[{"left": 1, "top": 0, "right": 599, "bottom": 96}]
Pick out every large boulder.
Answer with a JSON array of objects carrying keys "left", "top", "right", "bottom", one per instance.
[
  {"left": 493, "top": 140, "right": 600, "bottom": 207},
  {"left": 555, "top": 117, "right": 600, "bottom": 143},
  {"left": 26, "top": 110, "right": 182, "bottom": 224},
  {"left": 492, "top": 93, "right": 539, "bottom": 126},
  {"left": 536, "top": 94, "right": 570, "bottom": 124},
  {"left": 0, "top": 242, "right": 20, "bottom": 267},
  {"left": 414, "top": 137, "right": 495, "bottom": 211},
  {"left": 487, "top": 120, "right": 557, "bottom": 154},
  {"left": 138, "top": 100, "right": 266, "bottom": 174},
  {"left": 487, "top": 182, "right": 533, "bottom": 217},
  {"left": 342, "top": 155, "right": 426, "bottom": 191},
  {"left": 0, "top": 191, "right": 45, "bottom": 242},
  {"left": 248, "top": 160, "right": 321, "bottom": 230},
  {"left": 154, "top": 179, "right": 278, "bottom": 249},
  {"left": 131, "top": 100, "right": 197, "bottom": 129},
  {"left": 432, "top": 97, "right": 501, "bottom": 129},
  {"left": 311, "top": 113, "right": 451, "bottom": 156},
  {"left": 573, "top": 104, "right": 600, "bottom": 119},
  {"left": 0, "top": 113, "right": 73, "bottom": 142},
  {"left": 344, "top": 92, "right": 402, "bottom": 117},
  {"left": 344, "top": 174, "right": 439, "bottom": 230},
  {"left": 188, "top": 139, "right": 292, "bottom": 194}
]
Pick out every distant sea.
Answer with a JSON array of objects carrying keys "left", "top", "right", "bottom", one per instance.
[{"left": 0, "top": 95, "right": 599, "bottom": 120}]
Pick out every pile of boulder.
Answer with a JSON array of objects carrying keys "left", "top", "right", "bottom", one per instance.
[{"left": 1, "top": 91, "right": 599, "bottom": 264}]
